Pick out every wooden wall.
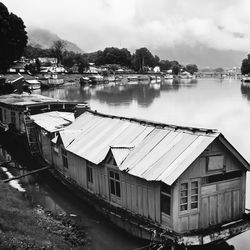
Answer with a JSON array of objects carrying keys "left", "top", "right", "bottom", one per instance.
[
  {"left": 0, "top": 106, "right": 26, "bottom": 133},
  {"left": 172, "top": 139, "right": 246, "bottom": 233},
  {"left": 51, "top": 148, "right": 161, "bottom": 224}
]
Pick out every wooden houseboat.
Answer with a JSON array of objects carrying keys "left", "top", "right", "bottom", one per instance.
[
  {"left": 31, "top": 107, "right": 250, "bottom": 247},
  {"left": 0, "top": 93, "right": 85, "bottom": 155}
]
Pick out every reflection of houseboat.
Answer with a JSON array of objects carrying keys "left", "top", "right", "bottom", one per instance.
[
  {"left": 39, "top": 73, "right": 64, "bottom": 89},
  {"left": 29, "top": 107, "right": 250, "bottom": 247}
]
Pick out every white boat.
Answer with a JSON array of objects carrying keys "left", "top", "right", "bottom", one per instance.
[
  {"left": 127, "top": 75, "right": 138, "bottom": 81},
  {"left": 241, "top": 75, "right": 250, "bottom": 83},
  {"left": 164, "top": 74, "right": 173, "bottom": 80},
  {"left": 24, "top": 79, "right": 41, "bottom": 90},
  {"left": 40, "top": 73, "right": 64, "bottom": 89}
]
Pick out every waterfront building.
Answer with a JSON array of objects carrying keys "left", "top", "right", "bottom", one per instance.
[{"left": 31, "top": 106, "right": 250, "bottom": 245}]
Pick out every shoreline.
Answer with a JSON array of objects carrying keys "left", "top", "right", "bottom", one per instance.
[{"left": 0, "top": 167, "right": 89, "bottom": 249}]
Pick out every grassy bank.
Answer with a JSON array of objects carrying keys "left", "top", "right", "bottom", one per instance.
[{"left": 0, "top": 181, "right": 87, "bottom": 249}]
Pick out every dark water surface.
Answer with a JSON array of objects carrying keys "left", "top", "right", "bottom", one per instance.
[{"left": 13, "top": 78, "right": 250, "bottom": 249}]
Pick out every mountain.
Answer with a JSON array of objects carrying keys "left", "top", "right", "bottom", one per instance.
[
  {"left": 153, "top": 44, "right": 247, "bottom": 68},
  {"left": 28, "top": 28, "right": 83, "bottom": 53}
]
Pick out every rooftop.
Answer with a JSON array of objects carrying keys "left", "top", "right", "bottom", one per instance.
[
  {"left": 0, "top": 93, "right": 78, "bottom": 107},
  {"left": 57, "top": 110, "right": 241, "bottom": 185},
  {"left": 31, "top": 111, "right": 75, "bottom": 133}
]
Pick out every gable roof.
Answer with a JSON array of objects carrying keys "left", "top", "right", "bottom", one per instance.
[{"left": 58, "top": 110, "right": 250, "bottom": 185}]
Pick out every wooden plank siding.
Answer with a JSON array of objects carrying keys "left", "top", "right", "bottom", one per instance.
[
  {"left": 51, "top": 147, "right": 162, "bottom": 224},
  {"left": 0, "top": 107, "right": 26, "bottom": 133},
  {"left": 172, "top": 139, "right": 247, "bottom": 233}
]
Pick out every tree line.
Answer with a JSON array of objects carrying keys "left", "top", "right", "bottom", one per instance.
[
  {"left": 24, "top": 43, "right": 198, "bottom": 75},
  {"left": 0, "top": 2, "right": 198, "bottom": 75}
]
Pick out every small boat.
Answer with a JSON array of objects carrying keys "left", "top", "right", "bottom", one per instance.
[
  {"left": 127, "top": 75, "right": 138, "bottom": 81},
  {"left": 87, "top": 74, "right": 108, "bottom": 85},
  {"left": 40, "top": 73, "right": 64, "bottom": 89},
  {"left": 79, "top": 76, "right": 91, "bottom": 85},
  {"left": 138, "top": 75, "right": 150, "bottom": 82},
  {"left": 241, "top": 75, "right": 250, "bottom": 83},
  {"left": 164, "top": 74, "right": 173, "bottom": 80},
  {"left": 24, "top": 79, "right": 41, "bottom": 90}
]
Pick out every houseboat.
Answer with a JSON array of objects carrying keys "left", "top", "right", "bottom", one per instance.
[
  {"left": 0, "top": 93, "right": 85, "bottom": 155},
  {"left": 23, "top": 79, "right": 41, "bottom": 90},
  {"left": 39, "top": 73, "right": 64, "bottom": 89},
  {"left": 80, "top": 74, "right": 108, "bottom": 86},
  {"left": 30, "top": 106, "right": 250, "bottom": 247}
]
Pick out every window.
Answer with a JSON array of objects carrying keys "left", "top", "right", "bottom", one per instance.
[
  {"left": 207, "top": 155, "right": 224, "bottom": 171},
  {"left": 109, "top": 170, "right": 120, "bottom": 197},
  {"left": 62, "top": 148, "right": 68, "bottom": 168},
  {"left": 179, "top": 181, "right": 199, "bottom": 212},
  {"left": 4, "top": 109, "right": 7, "bottom": 122},
  {"left": 161, "top": 183, "right": 171, "bottom": 215},
  {"left": 11, "top": 111, "right": 15, "bottom": 125},
  {"left": 87, "top": 164, "right": 93, "bottom": 183},
  {"left": 190, "top": 181, "right": 198, "bottom": 209},
  {"left": 180, "top": 183, "right": 188, "bottom": 211},
  {"left": 53, "top": 144, "right": 59, "bottom": 154}
]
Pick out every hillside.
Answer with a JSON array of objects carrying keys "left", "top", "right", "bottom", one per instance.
[{"left": 28, "top": 28, "right": 83, "bottom": 53}]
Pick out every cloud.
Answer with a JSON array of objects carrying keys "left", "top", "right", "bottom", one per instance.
[{"left": 2, "top": 0, "right": 250, "bottom": 52}]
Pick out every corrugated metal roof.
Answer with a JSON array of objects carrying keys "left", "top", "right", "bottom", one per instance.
[
  {"left": 0, "top": 93, "right": 73, "bottom": 106},
  {"left": 31, "top": 111, "right": 74, "bottom": 132},
  {"left": 59, "top": 110, "right": 222, "bottom": 185}
]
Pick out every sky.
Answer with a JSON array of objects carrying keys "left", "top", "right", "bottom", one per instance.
[{"left": 2, "top": 0, "right": 250, "bottom": 63}]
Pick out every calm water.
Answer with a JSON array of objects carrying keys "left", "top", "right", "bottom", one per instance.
[{"left": 28, "top": 78, "right": 250, "bottom": 248}]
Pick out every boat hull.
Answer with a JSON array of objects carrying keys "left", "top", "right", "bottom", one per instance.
[{"left": 49, "top": 167, "right": 250, "bottom": 246}]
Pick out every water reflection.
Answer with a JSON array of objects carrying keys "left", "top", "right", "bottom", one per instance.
[
  {"left": 36, "top": 78, "right": 198, "bottom": 108},
  {"left": 241, "top": 83, "right": 250, "bottom": 101}
]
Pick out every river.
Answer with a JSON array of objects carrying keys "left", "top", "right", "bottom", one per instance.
[{"left": 3, "top": 77, "right": 250, "bottom": 249}]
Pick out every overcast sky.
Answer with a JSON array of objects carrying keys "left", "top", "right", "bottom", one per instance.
[{"left": 2, "top": 0, "right": 250, "bottom": 53}]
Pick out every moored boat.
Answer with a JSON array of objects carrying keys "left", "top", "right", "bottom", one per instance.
[
  {"left": 241, "top": 75, "right": 250, "bottom": 83},
  {"left": 39, "top": 73, "right": 64, "bottom": 89},
  {"left": 24, "top": 79, "right": 41, "bottom": 90},
  {"left": 28, "top": 106, "right": 250, "bottom": 247}
]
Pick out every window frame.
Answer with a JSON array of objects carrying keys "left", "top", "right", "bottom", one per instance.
[
  {"left": 179, "top": 179, "right": 200, "bottom": 215},
  {"left": 160, "top": 183, "right": 171, "bottom": 216},
  {"left": 87, "top": 163, "right": 93, "bottom": 184},
  {"left": 3, "top": 109, "right": 7, "bottom": 122},
  {"left": 108, "top": 169, "right": 121, "bottom": 199},
  {"left": 11, "top": 111, "right": 15, "bottom": 125},
  {"left": 0, "top": 108, "right": 2, "bottom": 122},
  {"left": 206, "top": 154, "right": 225, "bottom": 172},
  {"left": 61, "top": 148, "right": 68, "bottom": 169}
]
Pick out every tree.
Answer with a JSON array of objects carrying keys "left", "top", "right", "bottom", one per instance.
[
  {"left": 95, "top": 47, "right": 131, "bottom": 66},
  {"left": 241, "top": 55, "right": 250, "bottom": 75},
  {"left": 132, "top": 47, "right": 156, "bottom": 72},
  {"left": 214, "top": 67, "right": 224, "bottom": 73},
  {"left": 172, "top": 65, "right": 180, "bottom": 75},
  {"left": 159, "top": 60, "right": 171, "bottom": 71},
  {"left": 35, "top": 58, "right": 41, "bottom": 72},
  {"left": 0, "top": 3, "right": 28, "bottom": 73},
  {"left": 186, "top": 64, "right": 198, "bottom": 75},
  {"left": 51, "top": 40, "right": 66, "bottom": 66},
  {"left": 24, "top": 45, "right": 52, "bottom": 59}
]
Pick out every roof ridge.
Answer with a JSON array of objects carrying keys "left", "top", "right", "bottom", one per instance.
[{"left": 86, "top": 110, "right": 218, "bottom": 135}]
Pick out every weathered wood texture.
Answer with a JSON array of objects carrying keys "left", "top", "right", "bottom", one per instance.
[
  {"left": 172, "top": 139, "right": 246, "bottom": 233},
  {"left": 0, "top": 107, "right": 25, "bottom": 132},
  {"left": 51, "top": 147, "right": 161, "bottom": 223}
]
